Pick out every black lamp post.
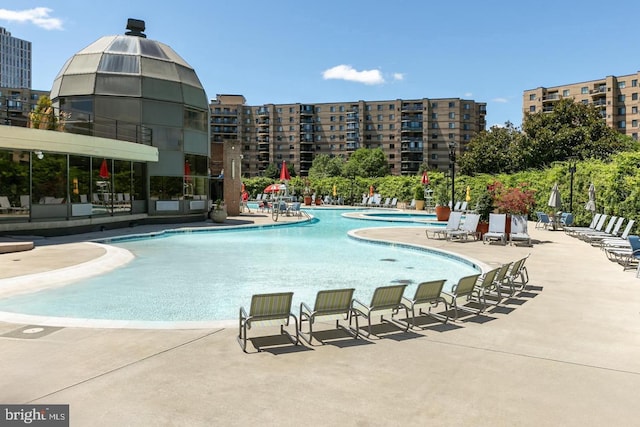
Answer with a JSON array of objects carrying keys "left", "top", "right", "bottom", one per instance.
[
  {"left": 448, "top": 142, "right": 456, "bottom": 208},
  {"left": 568, "top": 156, "right": 577, "bottom": 213}
]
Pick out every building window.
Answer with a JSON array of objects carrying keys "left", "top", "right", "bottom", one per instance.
[
  {"left": 449, "top": 112, "right": 455, "bottom": 119},
  {"left": 580, "top": 87, "right": 588, "bottom": 94},
  {"left": 448, "top": 133, "right": 454, "bottom": 139},
  {"left": 330, "top": 106, "right": 335, "bottom": 112},
  {"left": 448, "top": 123, "right": 455, "bottom": 129},
  {"left": 431, "top": 102, "right": 438, "bottom": 108},
  {"left": 431, "top": 133, "right": 438, "bottom": 139},
  {"left": 463, "top": 103, "right": 470, "bottom": 110},
  {"left": 448, "top": 102, "right": 455, "bottom": 108},
  {"left": 389, "top": 104, "right": 395, "bottom": 110},
  {"left": 563, "top": 89, "right": 570, "bottom": 97},
  {"left": 330, "top": 116, "right": 335, "bottom": 122},
  {"left": 632, "top": 79, "right": 638, "bottom": 87},
  {"left": 633, "top": 120, "right": 638, "bottom": 128},
  {"left": 618, "top": 81, "right": 626, "bottom": 89},
  {"left": 389, "top": 124, "right": 395, "bottom": 130},
  {"left": 339, "top": 106, "right": 344, "bottom": 112},
  {"left": 529, "top": 94, "right": 536, "bottom": 101},
  {"left": 633, "top": 93, "right": 638, "bottom": 101},
  {"left": 377, "top": 124, "right": 383, "bottom": 131},
  {"left": 618, "top": 107, "right": 626, "bottom": 115},
  {"left": 316, "top": 107, "right": 321, "bottom": 113},
  {"left": 619, "top": 95, "right": 626, "bottom": 102},
  {"left": 431, "top": 143, "right": 438, "bottom": 149},
  {"left": 276, "top": 108, "right": 282, "bottom": 113},
  {"left": 432, "top": 123, "right": 439, "bottom": 129},
  {"left": 463, "top": 114, "right": 470, "bottom": 120},
  {"left": 618, "top": 121, "right": 626, "bottom": 128},
  {"left": 389, "top": 143, "right": 395, "bottom": 148},
  {"left": 389, "top": 114, "right": 394, "bottom": 120},
  {"left": 632, "top": 106, "right": 638, "bottom": 114},
  {"left": 431, "top": 113, "right": 438, "bottom": 119},
  {"left": 377, "top": 114, "right": 383, "bottom": 121},
  {"left": 530, "top": 106, "right": 536, "bottom": 112},
  {"left": 463, "top": 124, "right": 470, "bottom": 130},
  {"left": 431, "top": 154, "right": 438, "bottom": 160},
  {"left": 377, "top": 104, "right": 383, "bottom": 111}
]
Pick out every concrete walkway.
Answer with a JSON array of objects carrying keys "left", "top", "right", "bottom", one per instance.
[{"left": 1, "top": 211, "right": 639, "bottom": 426}]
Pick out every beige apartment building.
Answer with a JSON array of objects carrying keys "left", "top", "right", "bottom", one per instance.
[
  {"left": 210, "top": 95, "right": 487, "bottom": 177},
  {"left": 523, "top": 72, "right": 640, "bottom": 140}
]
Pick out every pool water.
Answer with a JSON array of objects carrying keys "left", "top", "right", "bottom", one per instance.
[{"left": 0, "top": 209, "right": 480, "bottom": 323}]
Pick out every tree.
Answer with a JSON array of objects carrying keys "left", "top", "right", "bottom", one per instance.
[
  {"left": 308, "top": 154, "right": 344, "bottom": 179},
  {"left": 459, "top": 122, "right": 524, "bottom": 175},
  {"left": 263, "top": 163, "right": 279, "bottom": 180},
  {"left": 28, "top": 95, "right": 58, "bottom": 130},
  {"left": 343, "top": 148, "right": 389, "bottom": 178}
]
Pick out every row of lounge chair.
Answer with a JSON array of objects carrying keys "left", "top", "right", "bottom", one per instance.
[
  {"left": 356, "top": 194, "right": 398, "bottom": 208},
  {"left": 425, "top": 212, "right": 531, "bottom": 246},
  {"left": 564, "top": 213, "right": 638, "bottom": 275},
  {"left": 238, "top": 256, "right": 530, "bottom": 352}
]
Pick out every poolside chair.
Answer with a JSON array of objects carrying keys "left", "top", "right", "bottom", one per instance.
[
  {"left": 407, "top": 199, "right": 416, "bottom": 210},
  {"left": 441, "top": 273, "right": 482, "bottom": 321},
  {"left": 509, "top": 214, "right": 532, "bottom": 246},
  {"left": 299, "top": 288, "right": 357, "bottom": 344},
  {"left": 446, "top": 213, "right": 480, "bottom": 241},
  {"left": 579, "top": 216, "right": 618, "bottom": 240},
  {"left": 483, "top": 213, "right": 507, "bottom": 245},
  {"left": 610, "top": 235, "right": 640, "bottom": 270},
  {"left": 489, "top": 262, "right": 511, "bottom": 303},
  {"left": 600, "top": 219, "right": 635, "bottom": 251},
  {"left": 381, "top": 197, "right": 391, "bottom": 208},
  {"left": 459, "top": 201, "right": 468, "bottom": 212},
  {"left": 425, "top": 211, "right": 463, "bottom": 239},
  {"left": 471, "top": 267, "right": 502, "bottom": 311},
  {"left": 560, "top": 212, "right": 574, "bottom": 227},
  {"left": 564, "top": 213, "right": 601, "bottom": 236},
  {"left": 389, "top": 198, "right": 398, "bottom": 208},
  {"left": 350, "top": 284, "right": 409, "bottom": 337},
  {"left": 500, "top": 255, "right": 530, "bottom": 295},
  {"left": 581, "top": 217, "right": 624, "bottom": 243},
  {"left": 453, "top": 201, "right": 462, "bottom": 211},
  {"left": 238, "top": 292, "right": 299, "bottom": 352},
  {"left": 568, "top": 214, "right": 608, "bottom": 238},
  {"left": 287, "top": 202, "right": 302, "bottom": 217},
  {"left": 401, "top": 279, "right": 449, "bottom": 327},
  {"left": 535, "top": 212, "right": 551, "bottom": 229},
  {"left": 0, "top": 196, "right": 20, "bottom": 213}
]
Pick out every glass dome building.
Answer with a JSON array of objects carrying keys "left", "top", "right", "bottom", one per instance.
[{"left": 50, "top": 19, "right": 210, "bottom": 217}]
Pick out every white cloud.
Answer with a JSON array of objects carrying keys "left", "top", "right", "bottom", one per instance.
[
  {"left": 393, "top": 73, "right": 404, "bottom": 81},
  {"left": 492, "top": 97, "right": 508, "bottom": 103},
  {"left": 0, "top": 8, "right": 63, "bottom": 30},
  {"left": 464, "top": 92, "right": 473, "bottom": 97},
  {"left": 322, "top": 65, "right": 385, "bottom": 85}
]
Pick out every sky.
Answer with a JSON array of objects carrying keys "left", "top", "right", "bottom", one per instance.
[{"left": 3, "top": 1, "right": 640, "bottom": 128}]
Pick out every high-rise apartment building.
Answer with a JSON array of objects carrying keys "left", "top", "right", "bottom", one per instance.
[
  {"left": 210, "top": 95, "right": 487, "bottom": 177},
  {"left": 523, "top": 72, "right": 640, "bottom": 140},
  {"left": 0, "top": 27, "right": 31, "bottom": 89}
]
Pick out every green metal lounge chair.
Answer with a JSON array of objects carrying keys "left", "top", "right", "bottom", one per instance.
[
  {"left": 401, "top": 279, "right": 449, "bottom": 327},
  {"left": 350, "top": 284, "right": 409, "bottom": 337},
  {"left": 441, "top": 273, "right": 482, "bottom": 321},
  {"left": 471, "top": 267, "right": 501, "bottom": 311},
  {"left": 500, "top": 255, "right": 530, "bottom": 295},
  {"left": 299, "top": 288, "right": 357, "bottom": 344},
  {"left": 238, "top": 292, "right": 299, "bottom": 352}
]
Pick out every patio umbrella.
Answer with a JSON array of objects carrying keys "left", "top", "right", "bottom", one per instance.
[
  {"left": 264, "top": 183, "right": 287, "bottom": 193},
  {"left": 332, "top": 184, "right": 337, "bottom": 197},
  {"left": 369, "top": 185, "right": 374, "bottom": 197},
  {"left": 279, "top": 161, "right": 291, "bottom": 181},
  {"left": 465, "top": 186, "right": 471, "bottom": 202},
  {"left": 548, "top": 183, "right": 562, "bottom": 210},
  {"left": 421, "top": 171, "right": 430, "bottom": 186},
  {"left": 99, "top": 159, "right": 110, "bottom": 179},
  {"left": 584, "top": 183, "right": 596, "bottom": 212}
]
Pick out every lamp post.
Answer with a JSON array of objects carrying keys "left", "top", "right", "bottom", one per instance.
[
  {"left": 448, "top": 142, "right": 456, "bottom": 208},
  {"left": 568, "top": 156, "right": 577, "bottom": 213}
]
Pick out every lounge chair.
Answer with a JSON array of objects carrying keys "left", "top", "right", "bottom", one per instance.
[
  {"left": 238, "top": 292, "right": 299, "bottom": 352},
  {"left": 350, "top": 284, "right": 409, "bottom": 337},
  {"left": 483, "top": 213, "right": 507, "bottom": 245},
  {"left": 600, "top": 219, "right": 635, "bottom": 251},
  {"left": 389, "top": 198, "right": 398, "bottom": 208},
  {"left": 568, "top": 214, "right": 608, "bottom": 238},
  {"left": 453, "top": 201, "right": 462, "bottom": 211},
  {"left": 560, "top": 212, "right": 574, "bottom": 227},
  {"left": 489, "top": 262, "right": 511, "bottom": 302},
  {"left": 509, "top": 214, "right": 532, "bottom": 246},
  {"left": 581, "top": 217, "right": 624, "bottom": 243},
  {"left": 564, "top": 213, "right": 601, "bottom": 236},
  {"left": 425, "top": 211, "right": 462, "bottom": 239},
  {"left": 0, "top": 196, "right": 21, "bottom": 213},
  {"left": 381, "top": 197, "right": 391, "bottom": 208},
  {"left": 471, "top": 267, "right": 502, "bottom": 311},
  {"left": 459, "top": 201, "right": 468, "bottom": 212},
  {"left": 447, "top": 213, "right": 480, "bottom": 241},
  {"left": 287, "top": 202, "right": 302, "bottom": 217},
  {"left": 500, "top": 255, "right": 530, "bottom": 295},
  {"left": 401, "top": 279, "right": 449, "bottom": 327},
  {"left": 535, "top": 212, "right": 551, "bottom": 229},
  {"left": 299, "top": 288, "right": 357, "bottom": 344},
  {"left": 407, "top": 199, "right": 416, "bottom": 210},
  {"left": 441, "top": 274, "right": 482, "bottom": 321},
  {"left": 608, "top": 235, "right": 640, "bottom": 269}
]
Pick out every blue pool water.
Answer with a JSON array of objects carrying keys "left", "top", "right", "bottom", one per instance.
[{"left": 0, "top": 209, "right": 480, "bottom": 322}]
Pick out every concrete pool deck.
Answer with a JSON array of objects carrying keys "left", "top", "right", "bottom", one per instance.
[{"left": 1, "top": 209, "right": 640, "bottom": 426}]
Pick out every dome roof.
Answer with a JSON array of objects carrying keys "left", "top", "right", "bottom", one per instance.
[{"left": 50, "top": 35, "right": 207, "bottom": 109}]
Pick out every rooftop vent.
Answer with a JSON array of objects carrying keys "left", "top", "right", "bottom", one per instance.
[{"left": 125, "top": 18, "right": 146, "bottom": 38}]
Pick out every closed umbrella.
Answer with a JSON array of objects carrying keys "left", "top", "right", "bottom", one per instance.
[
  {"left": 548, "top": 183, "right": 562, "bottom": 210},
  {"left": 99, "top": 159, "right": 110, "bottom": 179},
  {"left": 421, "top": 171, "right": 430, "bottom": 186},
  {"left": 584, "top": 183, "right": 596, "bottom": 212},
  {"left": 465, "top": 186, "right": 471, "bottom": 202},
  {"left": 279, "top": 161, "right": 290, "bottom": 181}
]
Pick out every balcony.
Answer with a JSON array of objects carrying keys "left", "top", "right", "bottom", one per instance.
[
  {"left": 300, "top": 105, "right": 314, "bottom": 115},
  {"left": 401, "top": 103, "right": 423, "bottom": 111},
  {"left": 346, "top": 142, "right": 359, "bottom": 151},
  {"left": 590, "top": 87, "right": 607, "bottom": 97},
  {"left": 542, "top": 94, "right": 561, "bottom": 102}
]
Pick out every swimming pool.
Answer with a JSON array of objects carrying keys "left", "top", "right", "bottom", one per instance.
[{"left": 0, "top": 209, "right": 481, "bottom": 325}]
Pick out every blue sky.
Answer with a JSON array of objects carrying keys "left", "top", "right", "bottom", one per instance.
[{"left": 4, "top": 1, "right": 639, "bottom": 127}]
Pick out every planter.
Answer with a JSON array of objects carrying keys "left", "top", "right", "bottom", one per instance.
[
  {"left": 415, "top": 200, "right": 425, "bottom": 211},
  {"left": 435, "top": 205, "right": 451, "bottom": 221},
  {"left": 315, "top": 198, "right": 323, "bottom": 205},
  {"left": 476, "top": 221, "right": 489, "bottom": 238},
  {"left": 209, "top": 208, "right": 227, "bottom": 223},
  {"left": 304, "top": 196, "right": 312, "bottom": 206}
]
